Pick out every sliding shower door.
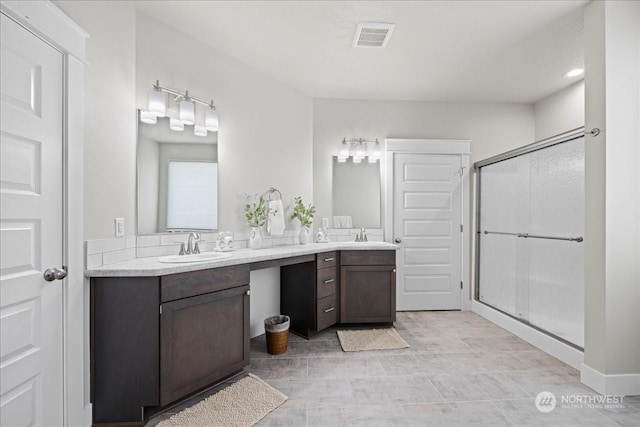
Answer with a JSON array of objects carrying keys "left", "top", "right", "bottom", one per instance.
[{"left": 477, "top": 135, "right": 585, "bottom": 347}]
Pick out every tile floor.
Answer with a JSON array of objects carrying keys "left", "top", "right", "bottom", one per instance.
[{"left": 148, "top": 311, "right": 640, "bottom": 426}]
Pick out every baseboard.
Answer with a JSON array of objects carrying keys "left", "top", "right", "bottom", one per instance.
[
  {"left": 471, "top": 300, "right": 584, "bottom": 369},
  {"left": 581, "top": 363, "right": 640, "bottom": 396}
]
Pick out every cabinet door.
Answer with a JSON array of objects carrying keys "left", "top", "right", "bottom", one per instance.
[
  {"left": 340, "top": 266, "right": 396, "bottom": 323},
  {"left": 160, "top": 285, "right": 250, "bottom": 406}
]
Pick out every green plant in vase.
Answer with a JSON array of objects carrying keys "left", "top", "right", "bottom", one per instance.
[
  {"left": 245, "top": 195, "right": 268, "bottom": 249},
  {"left": 292, "top": 196, "right": 315, "bottom": 244}
]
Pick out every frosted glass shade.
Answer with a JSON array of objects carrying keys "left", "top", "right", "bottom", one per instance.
[
  {"left": 338, "top": 142, "right": 349, "bottom": 158},
  {"left": 139, "top": 110, "right": 157, "bottom": 124},
  {"left": 194, "top": 124, "right": 208, "bottom": 137},
  {"left": 368, "top": 142, "right": 381, "bottom": 162},
  {"left": 205, "top": 108, "right": 219, "bottom": 131},
  {"left": 148, "top": 89, "right": 167, "bottom": 117},
  {"left": 179, "top": 100, "right": 195, "bottom": 125},
  {"left": 169, "top": 118, "right": 184, "bottom": 131},
  {"left": 354, "top": 143, "right": 366, "bottom": 161}
]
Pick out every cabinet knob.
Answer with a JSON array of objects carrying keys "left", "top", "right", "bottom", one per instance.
[{"left": 394, "top": 238, "right": 402, "bottom": 244}]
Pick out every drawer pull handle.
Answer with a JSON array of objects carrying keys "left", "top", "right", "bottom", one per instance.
[
  {"left": 323, "top": 279, "right": 335, "bottom": 284},
  {"left": 324, "top": 307, "right": 335, "bottom": 313},
  {"left": 323, "top": 257, "right": 335, "bottom": 262}
]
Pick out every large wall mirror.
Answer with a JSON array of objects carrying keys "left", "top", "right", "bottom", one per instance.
[
  {"left": 332, "top": 159, "right": 381, "bottom": 228},
  {"left": 137, "top": 113, "right": 218, "bottom": 234}
]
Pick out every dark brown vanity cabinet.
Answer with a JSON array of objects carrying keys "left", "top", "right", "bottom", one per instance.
[
  {"left": 340, "top": 250, "right": 396, "bottom": 323},
  {"left": 281, "top": 251, "right": 339, "bottom": 338},
  {"left": 91, "top": 265, "right": 250, "bottom": 425},
  {"left": 160, "top": 275, "right": 250, "bottom": 406}
]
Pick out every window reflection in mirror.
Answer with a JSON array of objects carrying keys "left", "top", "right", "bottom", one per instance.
[
  {"left": 332, "top": 158, "right": 381, "bottom": 228},
  {"left": 137, "top": 114, "right": 218, "bottom": 234}
]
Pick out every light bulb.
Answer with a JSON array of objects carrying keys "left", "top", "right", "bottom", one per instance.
[
  {"left": 169, "top": 118, "right": 184, "bottom": 131},
  {"left": 139, "top": 110, "right": 157, "bottom": 124},
  {"left": 148, "top": 88, "right": 167, "bottom": 117},
  {"left": 179, "top": 100, "right": 195, "bottom": 125},
  {"left": 205, "top": 107, "right": 219, "bottom": 131},
  {"left": 337, "top": 156, "right": 347, "bottom": 163}
]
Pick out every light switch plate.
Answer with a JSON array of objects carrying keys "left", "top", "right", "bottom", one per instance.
[
  {"left": 322, "top": 218, "right": 329, "bottom": 229},
  {"left": 115, "top": 218, "right": 125, "bottom": 237}
]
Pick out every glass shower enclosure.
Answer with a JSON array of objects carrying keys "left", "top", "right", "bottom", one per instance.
[{"left": 475, "top": 130, "right": 585, "bottom": 348}]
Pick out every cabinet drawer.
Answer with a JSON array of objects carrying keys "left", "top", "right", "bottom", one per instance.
[
  {"left": 161, "top": 264, "right": 250, "bottom": 302},
  {"left": 316, "top": 251, "right": 337, "bottom": 269},
  {"left": 340, "top": 250, "right": 395, "bottom": 266},
  {"left": 317, "top": 294, "right": 338, "bottom": 331},
  {"left": 317, "top": 267, "right": 337, "bottom": 299}
]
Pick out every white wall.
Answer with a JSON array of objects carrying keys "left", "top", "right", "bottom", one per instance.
[
  {"left": 583, "top": 0, "right": 640, "bottom": 395},
  {"left": 534, "top": 80, "right": 585, "bottom": 141},
  {"left": 136, "top": 12, "right": 313, "bottom": 234},
  {"left": 55, "top": 1, "right": 137, "bottom": 240},
  {"left": 313, "top": 99, "right": 535, "bottom": 225}
]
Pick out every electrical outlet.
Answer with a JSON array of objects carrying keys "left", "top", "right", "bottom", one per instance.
[
  {"left": 115, "top": 218, "right": 125, "bottom": 237},
  {"left": 322, "top": 218, "right": 329, "bottom": 229}
]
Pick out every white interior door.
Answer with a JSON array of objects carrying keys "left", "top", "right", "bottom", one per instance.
[
  {"left": 394, "top": 153, "right": 463, "bottom": 310},
  {"left": 0, "top": 13, "right": 64, "bottom": 425}
]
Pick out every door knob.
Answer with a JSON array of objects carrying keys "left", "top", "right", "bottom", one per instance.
[
  {"left": 394, "top": 238, "right": 402, "bottom": 243},
  {"left": 43, "top": 266, "right": 67, "bottom": 282}
]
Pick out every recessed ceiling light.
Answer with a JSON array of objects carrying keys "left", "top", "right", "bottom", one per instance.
[{"left": 564, "top": 68, "right": 584, "bottom": 78}]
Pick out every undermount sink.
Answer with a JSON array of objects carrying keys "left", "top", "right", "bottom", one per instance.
[{"left": 158, "top": 252, "right": 233, "bottom": 263}]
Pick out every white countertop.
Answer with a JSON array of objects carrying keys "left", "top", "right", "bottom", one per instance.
[{"left": 85, "top": 241, "right": 398, "bottom": 278}]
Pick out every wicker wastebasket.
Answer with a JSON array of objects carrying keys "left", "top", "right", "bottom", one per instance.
[{"left": 264, "top": 315, "right": 290, "bottom": 355}]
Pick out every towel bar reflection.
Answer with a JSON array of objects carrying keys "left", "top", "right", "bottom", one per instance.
[{"left": 482, "top": 230, "right": 583, "bottom": 243}]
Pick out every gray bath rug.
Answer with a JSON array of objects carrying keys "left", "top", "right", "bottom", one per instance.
[
  {"left": 337, "top": 328, "right": 410, "bottom": 352},
  {"left": 157, "top": 374, "right": 287, "bottom": 426}
]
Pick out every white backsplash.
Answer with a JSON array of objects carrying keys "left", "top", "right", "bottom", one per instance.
[{"left": 85, "top": 228, "right": 384, "bottom": 269}]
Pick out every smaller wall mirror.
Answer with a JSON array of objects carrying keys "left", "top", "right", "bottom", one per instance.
[
  {"left": 332, "top": 158, "right": 381, "bottom": 228},
  {"left": 137, "top": 113, "right": 218, "bottom": 234}
]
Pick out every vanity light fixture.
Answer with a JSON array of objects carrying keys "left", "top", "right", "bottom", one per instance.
[
  {"left": 140, "top": 110, "right": 157, "bottom": 124},
  {"left": 338, "top": 138, "right": 350, "bottom": 162},
  {"left": 179, "top": 91, "right": 195, "bottom": 125},
  {"left": 141, "top": 81, "right": 219, "bottom": 137},
  {"left": 205, "top": 103, "right": 219, "bottom": 131},
  {"left": 354, "top": 139, "right": 367, "bottom": 162},
  {"left": 148, "top": 81, "right": 167, "bottom": 117},
  {"left": 337, "top": 137, "right": 382, "bottom": 163},
  {"left": 368, "top": 139, "right": 381, "bottom": 163}
]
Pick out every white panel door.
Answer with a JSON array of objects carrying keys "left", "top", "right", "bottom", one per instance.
[
  {"left": 0, "top": 13, "right": 64, "bottom": 426},
  {"left": 394, "top": 154, "right": 462, "bottom": 310}
]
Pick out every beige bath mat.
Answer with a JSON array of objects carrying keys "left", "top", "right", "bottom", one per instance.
[
  {"left": 157, "top": 374, "right": 287, "bottom": 426},
  {"left": 337, "top": 328, "right": 410, "bottom": 352}
]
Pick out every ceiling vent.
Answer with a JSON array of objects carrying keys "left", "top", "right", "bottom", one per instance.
[{"left": 353, "top": 22, "right": 395, "bottom": 48}]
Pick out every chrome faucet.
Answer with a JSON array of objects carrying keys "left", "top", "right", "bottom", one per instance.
[
  {"left": 178, "top": 232, "right": 201, "bottom": 255},
  {"left": 187, "top": 232, "right": 200, "bottom": 254},
  {"left": 355, "top": 228, "right": 367, "bottom": 242}
]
